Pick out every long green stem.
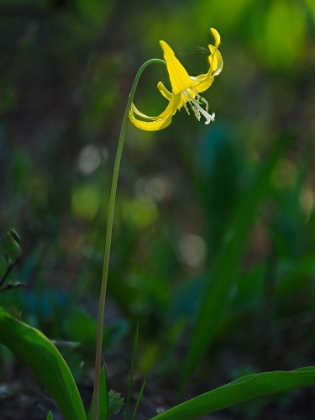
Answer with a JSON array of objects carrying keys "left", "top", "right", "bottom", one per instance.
[{"left": 92, "top": 58, "right": 166, "bottom": 420}]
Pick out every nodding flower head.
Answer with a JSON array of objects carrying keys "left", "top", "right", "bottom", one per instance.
[{"left": 129, "top": 28, "right": 223, "bottom": 131}]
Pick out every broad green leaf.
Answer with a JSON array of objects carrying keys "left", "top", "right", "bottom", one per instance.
[
  {"left": 150, "top": 367, "right": 315, "bottom": 420},
  {"left": 181, "top": 136, "right": 288, "bottom": 389},
  {"left": 87, "top": 365, "right": 108, "bottom": 420},
  {"left": 0, "top": 306, "right": 86, "bottom": 420}
]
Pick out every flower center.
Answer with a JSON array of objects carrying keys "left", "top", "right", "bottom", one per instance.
[{"left": 182, "top": 90, "right": 215, "bottom": 125}]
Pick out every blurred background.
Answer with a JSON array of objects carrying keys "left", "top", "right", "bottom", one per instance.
[{"left": 1, "top": 0, "right": 315, "bottom": 412}]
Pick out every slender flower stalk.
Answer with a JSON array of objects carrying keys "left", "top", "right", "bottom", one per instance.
[
  {"left": 93, "top": 27, "right": 223, "bottom": 420},
  {"left": 92, "top": 58, "right": 166, "bottom": 420}
]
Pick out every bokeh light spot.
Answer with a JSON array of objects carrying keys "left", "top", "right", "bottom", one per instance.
[
  {"left": 123, "top": 198, "right": 158, "bottom": 229},
  {"left": 177, "top": 233, "right": 207, "bottom": 267},
  {"left": 77, "top": 144, "right": 101, "bottom": 174},
  {"left": 71, "top": 185, "right": 101, "bottom": 220}
]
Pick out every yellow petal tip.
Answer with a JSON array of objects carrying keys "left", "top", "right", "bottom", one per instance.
[{"left": 210, "top": 28, "right": 221, "bottom": 48}]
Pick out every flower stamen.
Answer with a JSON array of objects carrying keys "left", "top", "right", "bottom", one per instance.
[
  {"left": 183, "top": 91, "right": 215, "bottom": 125},
  {"left": 193, "top": 100, "right": 215, "bottom": 125}
]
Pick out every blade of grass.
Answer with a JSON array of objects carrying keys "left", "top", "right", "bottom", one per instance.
[
  {"left": 88, "top": 365, "right": 108, "bottom": 420},
  {"left": 180, "top": 135, "right": 289, "bottom": 391},
  {"left": 131, "top": 378, "right": 146, "bottom": 420},
  {"left": 125, "top": 324, "right": 139, "bottom": 420},
  {"left": 151, "top": 367, "right": 315, "bottom": 420}
]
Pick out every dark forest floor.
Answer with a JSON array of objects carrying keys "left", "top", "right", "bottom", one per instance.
[
  {"left": 1, "top": 353, "right": 315, "bottom": 420},
  {"left": 2, "top": 299, "right": 315, "bottom": 419}
]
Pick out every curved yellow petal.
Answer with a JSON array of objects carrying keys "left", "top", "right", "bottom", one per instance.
[
  {"left": 209, "top": 46, "right": 223, "bottom": 76},
  {"left": 189, "top": 47, "right": 222, "bottom": 91},
  {"left": 157, "top": 81, "right": 172, "bottom": 101},
  {"left": 191, "top": 75, "right": 215, "bottom": 93},
  {"left": 158, "top": 82, "right": 189, "bottom": 111},
  {"left": 132, "top": 92, "right": 180, "bottom": 120},
  {"left": 129, "top": 109, "right": 173, "bottom": 131},
  {"left": 159, "top": 40, "right": 192, "bottom": 94},
  {"left": 130, "top": 104, "right": 157, "bottom": 120},
  {"left": 129, "top": 92, "right": 180, "bottom": 131},
  {"left": 155, "top": 92, "right": 180, "bottom": 119},
  {"left": 210, "top": 28, "right": 220, "bottom": 49},
  {"left": 186, "top": 28, "right": 222, "bottom": 93}
]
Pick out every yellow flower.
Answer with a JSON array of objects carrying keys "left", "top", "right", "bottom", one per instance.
[{"left": 129, "top": 28, "right": 223, "bottom": 131}]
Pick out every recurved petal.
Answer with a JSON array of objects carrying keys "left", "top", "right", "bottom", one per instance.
[
  {"left": 155, "top": 92, "right": 181, "bottom": 119},
  {"left": 190, "top": 74, "right": 215, "bottom": 93},
  {"left": 158, "top": 82, "right": 185, "bottom": 111},
  {"left": 209, "top": 46, "right": 223, "bottom": 76},
  {"left": 129, "top": 109, "right": 173, "bottom": 131},
  {"left": 210, "top": 28, "right": 221, "bottom": 48},
  {"left": 130, "top": 103, "right": 157, "bottom": 120},
  {"left": 129, "top": 92, "right": 180, "bottom": 131},
  {"left": 157, "top": 81, "right": 172, "bottom": 101},
  {"left": 159, "top": 40, "right": 192, "bottom": 94}
]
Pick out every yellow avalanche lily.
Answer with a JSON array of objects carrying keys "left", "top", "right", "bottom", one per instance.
[{"left": 129, "top": 28, "right": 223, "bottom": 131}]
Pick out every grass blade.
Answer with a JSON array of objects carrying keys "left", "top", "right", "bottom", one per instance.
[
  {"left": 151, "top": 367, "right": 315, "bottom": 420},
  {"left": 131, "top": 378, "right": 146, "bottom": 420},
  {"left": 87, "top": 364, "right": 108, "bottom": 420}
]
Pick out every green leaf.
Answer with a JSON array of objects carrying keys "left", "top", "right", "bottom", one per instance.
[
  {"left": 87, "top": 365, "right": 108, "bottom": 420},
  {"left": 181, "top": 136, "right": 288, "bottom": 389},
  {"left": 150, "top": 367, "right": 315, "bottom": 420},
  {"left": 0, "top": 307, "right": 86, "bottom": 420},
  {"left": 87, "top": 366, "right": 124, "bottom": 419},
  {"left": 108, "top": 389, "right": 124, "bottom": 416},
  {"left": 46, "top": 412, "right": 54, "bottom": 420}
]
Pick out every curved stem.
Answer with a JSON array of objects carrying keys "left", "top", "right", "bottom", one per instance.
[{"left": 92, "top": 58, "right": 166, "bottom": 420}]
